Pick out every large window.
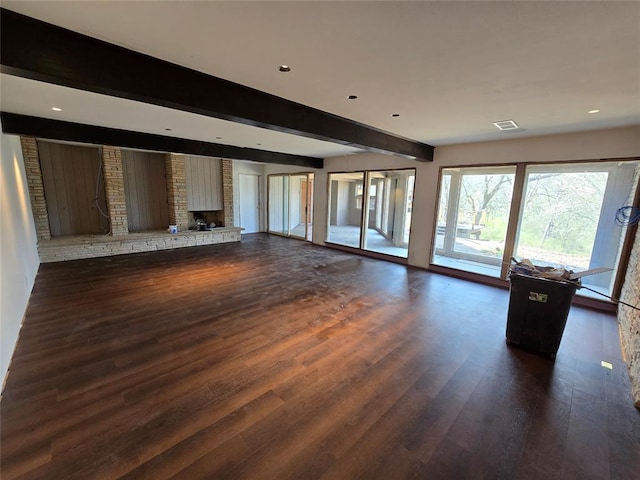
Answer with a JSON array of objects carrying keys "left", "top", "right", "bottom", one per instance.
[
  {"left": 515, "top": 162, "right": 639, "bottom": 297},
  {"left": 434, "top": 166, "right": 516, "bottom": 276},
  {"left": 432, "top": 160, "right": 640, "bottom": 299},
  {"left": 327, "top": 169, "right": 416, "bottom": 258}
]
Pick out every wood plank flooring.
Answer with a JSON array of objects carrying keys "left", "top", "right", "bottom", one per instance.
[{"left": 2, "top": 233, "right": 639, "bottom": 479}]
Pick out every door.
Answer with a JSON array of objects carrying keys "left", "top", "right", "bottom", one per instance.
[{"left": 239, "top": 173, "right": 260, "bottom": 233}]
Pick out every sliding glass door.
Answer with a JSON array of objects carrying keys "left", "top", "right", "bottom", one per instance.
[
  {"left": 268, "top": 173, "right": 314, "bottom": 240},
  {"left": 289, "top": 174, "right": 311, "bottom": 240},
  {"left": 363, "top": 170, "right": 415, "bottom": 257},
  {"left": 327, "top": 169, "right": 416, "bottom": 258}
]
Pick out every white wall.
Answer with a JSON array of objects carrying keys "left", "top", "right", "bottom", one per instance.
[
  {"left": 0, "top": 133, "right": 40, "bottom": 389},
  {"left": 263, "top": 163, "right": 315, "bottom": 176},
  {"left": 421, "top": 126, "right": 640, "bottom": 267}
]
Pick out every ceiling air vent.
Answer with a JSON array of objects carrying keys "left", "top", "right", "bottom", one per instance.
[{"left": 493, "top": 119, "right": 519, "bottom": 131}]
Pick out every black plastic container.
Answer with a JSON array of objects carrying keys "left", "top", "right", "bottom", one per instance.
[{"left": 506, "top": 273, "right": 579, "bottom": 359}]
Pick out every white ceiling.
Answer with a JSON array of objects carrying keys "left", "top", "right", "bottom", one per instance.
[
  {"left": 1, "top": 1, "right": 639, "bottom": 158},
  {"left": 0, "top": 75, "right": 363, "bottom": 157}
]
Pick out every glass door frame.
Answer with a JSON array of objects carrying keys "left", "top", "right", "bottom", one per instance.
[
  {"left": 326, "top": 168, "right": 417, "bottom": 259},
  {"left": 325, "top": 171, "right": 366, "bottom": 249},
  {"left": 266, "top": 172, "right": 314, "bottom": 241}
]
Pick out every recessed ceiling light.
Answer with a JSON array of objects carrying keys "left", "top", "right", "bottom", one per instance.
[
  {"left": 493, "top": 119, "right": 519, "bottom": 131},
  {"left": 256, "top": 143, "right": 262, "bottom": 146},
  {"left": 165, "top": 128, "right": 172, "bottom": 131},
  {"left": 348, "top": 95, "right": 358, "bottom": 100},
  {"left": 216, "top": 136, "right": 222, "bottom": 140},
  {"left": 51, "top": 107, "right": 62, "bottom": 112},
  {"left": 391, "top": 113, "right": 400, "bottom": 117},
  {"left": 588, "top": 109, "right": 600, "bottom": 114},
  {"left": 279, "top": 65, "right": 291, "bottom": 72}
]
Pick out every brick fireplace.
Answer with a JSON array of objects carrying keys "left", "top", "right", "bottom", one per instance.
[{"left": 21, "top": 137, "right": 242, "bottom": 262}]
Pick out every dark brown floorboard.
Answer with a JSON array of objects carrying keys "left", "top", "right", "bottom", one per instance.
[{"left": 1, "top": 233, "right": 638, "bottom": 479}]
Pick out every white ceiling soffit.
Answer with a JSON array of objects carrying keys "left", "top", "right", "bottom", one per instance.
[
  {"left": 0, "top": 75, "right": 363, "bottom": 157},
  {"left": 2, "top": 1, "right": 639, "bottom": 151}
]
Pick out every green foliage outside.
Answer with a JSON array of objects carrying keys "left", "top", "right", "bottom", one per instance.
[
  {"left": 518, "top": 172, "right": 606, "bottom": 257},
  {"left": 444, "top": 169, "right": 608, "bottom": 266},
  {"left": 482, "top": 218, "right": 508, "bottom": 243},
  {"left": 458, "top": 173, "right": 513, "bottom": 243}
]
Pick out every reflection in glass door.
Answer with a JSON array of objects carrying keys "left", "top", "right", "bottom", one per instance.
[
  {"left": 327, "top": 172, "right": 364, "bottom": 248},
  {"left": 363, "top": 170, "right": 416, "bottom": 258},
  {"left": 268, "top": 173, "right": 313, "bottom": 240},
  {"left": 289, "top": 174, "right": 310, "bottom": 239},
  {"left": 327, "top": 169, "right": 415, "bottom": 258},
  {"left": 303, "top": 176, "right": 314, "bottom": 241}
]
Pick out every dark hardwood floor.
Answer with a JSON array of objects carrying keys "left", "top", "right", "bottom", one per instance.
[{"left": 1, "top": 234, "right": 638, "bottom": 479}]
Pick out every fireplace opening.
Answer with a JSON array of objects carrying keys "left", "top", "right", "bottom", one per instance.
[{"left": 189, "top": 211, "right": 225, "bottom": 230}]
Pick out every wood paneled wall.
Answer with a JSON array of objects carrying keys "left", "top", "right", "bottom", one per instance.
[
  {"left": 185, "top": 156, "right": 223, "bottom": 211},
  {"left": 121, "top": 150, "right": 169, "bottom": 232},
  {"left": 38, "top": 141, "right": 108, "bottom": 236}
]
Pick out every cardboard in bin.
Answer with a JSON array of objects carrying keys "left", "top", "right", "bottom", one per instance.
[
  {"left": 509, "top": 257, "right": 612, "bottom": 286},
  {"left": 568, "top": 267, "right": 613, "bottom": 280}
]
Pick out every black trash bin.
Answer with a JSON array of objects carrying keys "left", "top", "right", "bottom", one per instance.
[{"left": 506, "top": 272, "right": 579, "bottom": 359}]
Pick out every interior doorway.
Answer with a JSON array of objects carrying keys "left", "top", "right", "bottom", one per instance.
[{"left": 238, "top": 173, "right": 260, "bottom": 233}]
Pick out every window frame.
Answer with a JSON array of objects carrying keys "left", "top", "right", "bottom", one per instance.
[
  {"left": 434, "top": 165, "right": 517, "bottom": 269},
  {"left": 430, "top": 157, "right": 640, "bottom": 300}
]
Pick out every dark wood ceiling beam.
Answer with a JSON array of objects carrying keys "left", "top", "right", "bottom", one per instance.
[
  {"left": 0, "top": 8, "right": 434, "bottom": 162},
  {"left": 0, "top": 112, "right": 323, "bottom": 168}
]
